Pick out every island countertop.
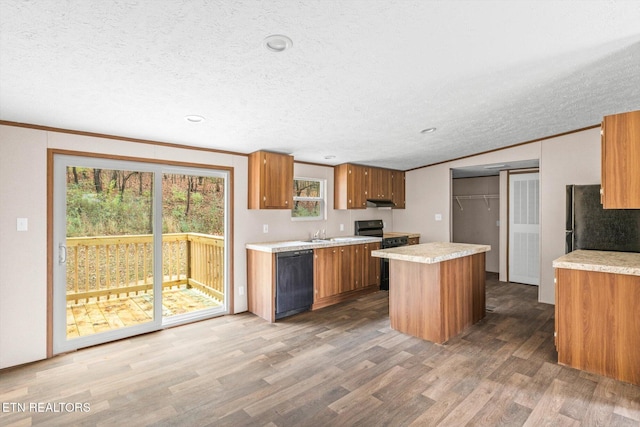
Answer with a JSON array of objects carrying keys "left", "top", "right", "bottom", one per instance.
[
  {"left": 552, "top": 249, "right": 640, "bottom": 276},
  {"left": 372, "top": 242, "right": 491, "bottom": 264}
]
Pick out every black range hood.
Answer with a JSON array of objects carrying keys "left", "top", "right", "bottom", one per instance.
[{"left": 366, "top": 199, "right": 395, "bottom": 208}]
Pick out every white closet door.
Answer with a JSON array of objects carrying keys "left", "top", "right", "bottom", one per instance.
[{"left": 509, "top": 172, "right": 540, "bottom": 285}]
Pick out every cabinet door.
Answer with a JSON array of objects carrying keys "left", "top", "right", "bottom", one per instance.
[
  {"left": 369, "top": 167, "right": 392, "bottom": 199},
  {"left": 348, "top": 164, "right": 369, "bottom": 209},
  {"left": 391, "top": 171, "right": 406, "bottom": 208},
  {"left": 263, "top": 151, "right": 294, "bottom": 209},
  {"left": 351, "top": 244, "right": 365, "bottom": 290},
  {"left": 362, "top": 243, "right": 380, "bottom": 287},
  {"left": 601, "top": 110, "right": 640, "bottom": 209},
  {"left": 339, "top": 245, "right": 356, "bottom": 292},
  {"left": 556, "top": 268, "right": 640, "bottom": 385},
  {"left": 314, "top": 247, "right": 340, "bottom": 299}
]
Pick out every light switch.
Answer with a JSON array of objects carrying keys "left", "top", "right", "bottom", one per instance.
[
  {"left": 263, "top": 224, "right": 269, "bottom": 233},
  {"left": 339, "top": 224, "right": 344, "bottom": 231},
  {"left": 17, "top": 218, "right": 28, "bottom": 231}
]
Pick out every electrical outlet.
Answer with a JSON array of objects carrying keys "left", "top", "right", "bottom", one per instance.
[
  {"left": 263, "top": 224, "right": 268, "bottom": 233},
  {"left": 339, "top": 224, "right": 344, "bottom": 231},
  {"left": 435, "top": 214, "right": 442, "bottom": 221}
]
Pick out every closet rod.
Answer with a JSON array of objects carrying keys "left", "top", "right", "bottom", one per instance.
[{"left": 453, "top": 194, "right": 499, "bottom": 211}]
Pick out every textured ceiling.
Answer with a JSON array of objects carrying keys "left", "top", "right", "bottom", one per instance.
[{"left": 1, "top": 0, "right": 639, "bottom": 170}]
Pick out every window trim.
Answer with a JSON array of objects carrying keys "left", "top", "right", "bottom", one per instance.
[{"left": 291, "top": 177, "right": 326, "bottom": 221}]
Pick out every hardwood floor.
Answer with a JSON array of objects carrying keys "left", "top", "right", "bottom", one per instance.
[{"left": 1, "top": 274, "right": 639, "bottom": 426}]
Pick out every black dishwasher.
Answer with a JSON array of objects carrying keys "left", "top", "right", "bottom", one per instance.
[{"left": 275, "top": 249, "right": 314, "bottom": 320}]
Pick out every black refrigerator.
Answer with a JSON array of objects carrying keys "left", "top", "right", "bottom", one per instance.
[{"left": 566, "top": 185, "right": 640, "bottom": 253}]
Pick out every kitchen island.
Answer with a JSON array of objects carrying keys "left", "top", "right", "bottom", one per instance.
[
  {"left": 553, "top": 250, "right": 640, "bottom": 385},
  {"left": 372, "top": 242, "right": 490, "bottom": 344}
]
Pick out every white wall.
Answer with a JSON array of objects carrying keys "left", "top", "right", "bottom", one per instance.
[
  {"left": 538, "top": 128, "right": 601, "bottom": 302},
  {"left": 0, "top": 124, "right": 392, "bottom": 368},
  {"left": 394, "top": 127, "right": 601, "bottom": 304},
  {"left": 0, "top": 126, "right": 49, "bottom": 369}
]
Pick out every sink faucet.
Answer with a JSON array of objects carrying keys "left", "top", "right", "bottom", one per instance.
[{"left": 313, "top": 229, "right": 320, "bottom": 239}]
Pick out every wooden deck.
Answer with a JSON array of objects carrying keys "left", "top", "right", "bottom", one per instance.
[{"left": 66, "top": 286, "right": 221, "bottom": 337}]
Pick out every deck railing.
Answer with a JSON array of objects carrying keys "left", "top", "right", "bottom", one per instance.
[{"left": 65, "top": 233, "right": 224, "bottom": 304}]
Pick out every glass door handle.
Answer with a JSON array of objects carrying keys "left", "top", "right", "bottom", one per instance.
[{"left": 58, "top": 244, "right": 67, "bottom": 264}]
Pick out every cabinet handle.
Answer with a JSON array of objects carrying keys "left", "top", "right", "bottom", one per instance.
[{"left": 285, "top": 200, "right": 288, "bottom": 205}]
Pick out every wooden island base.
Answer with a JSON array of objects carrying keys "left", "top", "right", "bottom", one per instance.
[{"left": 389, "top": 253, "right": 486, "bottom": 344}]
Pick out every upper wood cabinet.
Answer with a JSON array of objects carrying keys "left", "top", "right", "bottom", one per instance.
[
  {"left": 248, "top": 150, "right": 294, "bottom": 209},
  {"left": 334, "top": 164, "right": 405, "bottom": 209},
  {"left": 601, "top": 110, "right": 640, "bottom": 209},
  {"left": 368, "top": 167, "right": 392, "bottom": 200},
  {"left": 334, "top": 163, "right": 369, "bottom": 209},
  {"left": 391, "top": 170, "right": 406, "bottom": 209}
]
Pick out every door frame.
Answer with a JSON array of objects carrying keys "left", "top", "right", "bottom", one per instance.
[{"left": 47, "top": 149, "right": 234, "bottom": 357}]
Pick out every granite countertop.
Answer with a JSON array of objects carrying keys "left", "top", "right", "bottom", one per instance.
[
  {"left": 553, "top": 250, "right": 640, "bottom": 276},
  {"left": 246, "top": 236, "right": 382, "bottom": 253},
  {"left": 383, "top": 232, "right": 420, "bottom": 239},
  {"left": 372, "top": 242, "right": 491, "bottom": 264}
]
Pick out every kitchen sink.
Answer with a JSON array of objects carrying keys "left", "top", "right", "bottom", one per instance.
[{"left": 276, "top": 241, "right": 315, "bottom": 247}]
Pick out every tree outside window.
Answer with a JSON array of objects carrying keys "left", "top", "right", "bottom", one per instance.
[{"left": 292, "top": 178, "right": 325, "bottom": 220}]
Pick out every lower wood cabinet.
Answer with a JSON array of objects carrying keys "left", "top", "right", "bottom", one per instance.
[
  {"left": 313, "top": 242, "right": 380, "bottom": 310},
  {"left": 247, "top": 249, "right": 277, "bottom": 323},
  {"left": 248, "top": 242, "right": 382, "bottom": 321},
  {"left": 555, "top": 268, "right": 640, "bottom": 385}
]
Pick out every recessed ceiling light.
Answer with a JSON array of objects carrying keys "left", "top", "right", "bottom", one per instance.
[
  {"left": 420, "top": 127, "right": 437, "bottom": 134},
  {"left": 185, "top": 115, "right": 205, "bottom": 123},
  {"left": 264, "top": 35, "right": 293, "bottom": 52}
]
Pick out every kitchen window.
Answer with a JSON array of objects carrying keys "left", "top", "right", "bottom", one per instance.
[{"left": 292, "top": 177, "right": 325, "bottom": 220}]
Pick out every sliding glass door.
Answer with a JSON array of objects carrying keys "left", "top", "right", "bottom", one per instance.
[{"left": 53, "top": 155, "right": 229, "bottom": 353}]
